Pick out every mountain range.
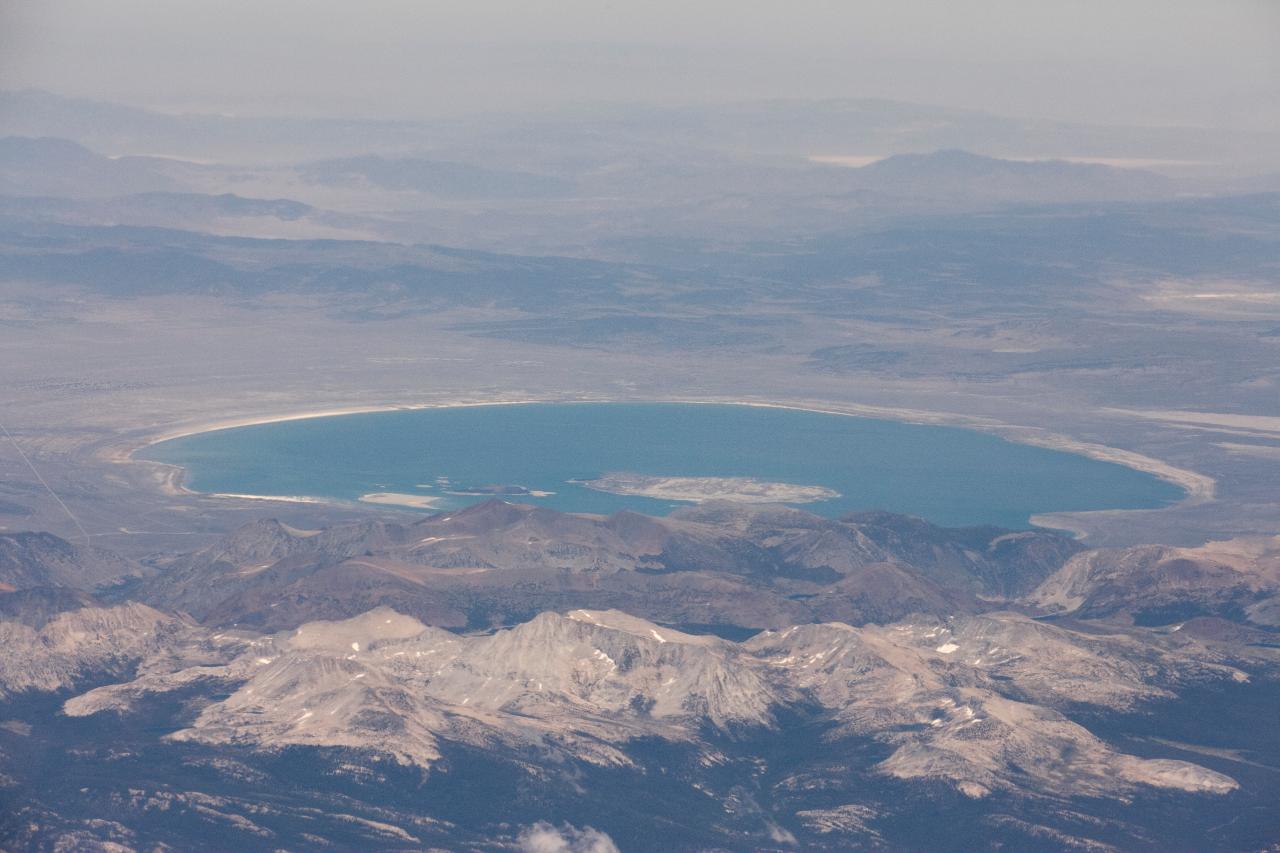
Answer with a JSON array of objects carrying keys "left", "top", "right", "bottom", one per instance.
[{"left": 2, "top": 501, "right": 1278, "bottom": 848}]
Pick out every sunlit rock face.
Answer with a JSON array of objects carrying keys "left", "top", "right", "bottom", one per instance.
[
  {"left": 55, "top": 604, "right": 1250, "bottom": 803},
  {"left": 0, "top": 602, "right": 208, "bottom": 698}
]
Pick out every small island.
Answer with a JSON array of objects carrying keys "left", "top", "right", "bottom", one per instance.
[
  {"left": 445, "top": 484, "right": 556, "bottom": 497},
  {"left": 358, "top": 492, "right": 442, "bottom": 509},
  {"left": 576, "top": 472, "right": 840, "bottom": 504}
]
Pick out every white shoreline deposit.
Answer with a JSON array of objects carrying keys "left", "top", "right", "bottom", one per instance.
[
  {"left": 578, "top": 473, "right": 839, "bottom": 505},
  {"left": 211, "top": 493, "right": 327, "bottom": 505}
]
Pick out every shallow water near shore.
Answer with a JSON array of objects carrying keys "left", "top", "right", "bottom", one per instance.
[{"left": 141, "top": 402, "right": 1184, "bottom": 528}]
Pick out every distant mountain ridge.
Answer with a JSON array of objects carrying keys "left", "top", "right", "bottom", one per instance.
[
  {"left": 0, "top": 136, "right": 178, "bottom": 197},
  {"left": 300, "top": 155, "right": 574, "bottom": 199},
  {"left": 835, "top": 149, "right": 1175, "bottom": 203},
  {"left": 5, "top": 88, "right": 1276, "bottom": 166}
]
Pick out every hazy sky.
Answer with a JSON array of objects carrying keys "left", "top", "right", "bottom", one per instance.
[{"left": 2, "top": 0, "right": 1278, "bottom": 129}]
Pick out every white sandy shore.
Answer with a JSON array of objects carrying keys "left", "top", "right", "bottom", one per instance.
[
  {"left": 210, "top": 493, "right": 328, "bottom": 505},
  {"left": 132, "top": 399, "right": 550, "bottom": 449},
  {"left": 115, "top": 395, "right": 1216, "bottom": 523},
  {"left": 986, "top": 426, "right": 1215, "bottom": 504}
]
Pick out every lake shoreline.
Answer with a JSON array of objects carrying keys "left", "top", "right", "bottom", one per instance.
[{"left": 110, "top": 396, "right": 1214, "bottom": 526}]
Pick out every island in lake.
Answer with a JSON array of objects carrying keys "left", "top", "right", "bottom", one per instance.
[
  {"left": 445, "top": 484, "right": 554, "bottom": 497},
  {"left": 577, "top": 472, "right": 840, "bottom": 504},
  {"left": 358, "top": 492, "right": 442, "bottom": 509}
]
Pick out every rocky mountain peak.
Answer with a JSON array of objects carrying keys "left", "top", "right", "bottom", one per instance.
[{"left": 282, "top": 607, "right": 434, "bottom": 653}]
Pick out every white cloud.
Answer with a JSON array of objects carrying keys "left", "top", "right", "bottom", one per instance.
[{"left": 518, "top": 821, "right": 620, "bottom": 853}]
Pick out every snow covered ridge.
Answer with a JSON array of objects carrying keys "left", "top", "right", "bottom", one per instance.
[{"left": 39, "top": 604, "right": 1268, "bottom": 801}]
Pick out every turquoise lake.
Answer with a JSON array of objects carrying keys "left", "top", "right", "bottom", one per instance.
[{"left": 141, "top": 402, "right": 1184, "bottom": 529}]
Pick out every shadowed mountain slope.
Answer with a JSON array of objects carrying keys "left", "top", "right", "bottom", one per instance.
[
  {"left": 128, "top": 500, "right": 1082, "bottom": 631},
  {"left": 0, "top": 531, "right": 140, "bottom": 591}
]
